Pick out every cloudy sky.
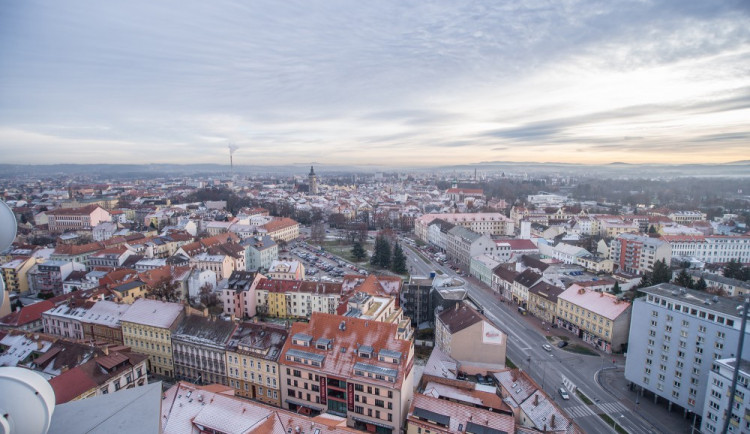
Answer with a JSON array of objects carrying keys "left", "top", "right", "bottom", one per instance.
[{"left": 1, "top": 0, "right": 748, "bottom": 167}]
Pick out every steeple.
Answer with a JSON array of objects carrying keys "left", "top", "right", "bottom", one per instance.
[{"left": 309, "top": 166, "right": 315, "bottom": 176}]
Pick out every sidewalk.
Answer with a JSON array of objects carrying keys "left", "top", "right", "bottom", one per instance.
[
  {"left": 599, "top": 368, "right": 696, "bottom": 434},
  {"left": 468, "top": 275, "right": 697, "bottom": 433}
]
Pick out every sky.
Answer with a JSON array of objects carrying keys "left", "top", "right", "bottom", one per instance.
[{"left": 1, "top": 0, "right": 749, "bottom": 167}]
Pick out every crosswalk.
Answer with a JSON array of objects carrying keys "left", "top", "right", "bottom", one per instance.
[
  {"left": 564, "top": 401, "right": 630, "bottom": 419},
  {"left": 565, "top": 404, "right": 595, "bottom": 418}
]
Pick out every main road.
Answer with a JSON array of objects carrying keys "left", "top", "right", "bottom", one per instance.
[{"left": 402, "top": 243, "right": 661, "bottom": 434}]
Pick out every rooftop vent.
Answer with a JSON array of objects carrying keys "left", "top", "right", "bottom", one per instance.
[{"left": 339, "top": 321, "right": 346, "bottom": 331}]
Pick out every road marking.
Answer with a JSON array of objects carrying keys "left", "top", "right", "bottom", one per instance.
[
  {"left": 598, "top": 401, "right": 629, "bottom": 414},
  {"left": 565, "top": 404, "right": 595, "bottom": 418}
]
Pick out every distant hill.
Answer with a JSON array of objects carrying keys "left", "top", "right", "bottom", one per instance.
[{"left": 0, "top": 160, "right": 748, "bottom": 179}]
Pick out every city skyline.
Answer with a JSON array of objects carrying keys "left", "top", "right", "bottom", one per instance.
[{"left": 1, "top": 0, "right": 748, "bottom": 166}]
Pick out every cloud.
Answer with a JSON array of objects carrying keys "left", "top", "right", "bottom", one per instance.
[{"left": 0, "top": 0, "right": 748, "bottom": 165}]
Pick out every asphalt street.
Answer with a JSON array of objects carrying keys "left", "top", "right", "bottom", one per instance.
[{"left": 403, "top": 243, "right": 664, "bottom": 434}]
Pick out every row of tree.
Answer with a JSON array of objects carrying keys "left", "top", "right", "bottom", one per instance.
[{"left": 368, "top": 234, "right": 407, "bottom": 274}]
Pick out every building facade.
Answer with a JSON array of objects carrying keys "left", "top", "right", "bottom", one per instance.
[
  {"left": 225, "top": 322, "right": 288, "bottom": 406},
  {"left": 279, "top": 313, "right": 414, "bottom": 433},
  {"left": 610, "top": 233, "right": 672, "bottom": 275},
  {"left": 624, "top": 284, "right": 750, "bottom": 418},
  {"left": 120, "top": 298, "right": 185, "bottom": 377},
  {"left": 556, "top": 284, "right": 631, "bottom": 353},
  {"left": 172, "top": 315, "right": 237, "bottom": 386}
]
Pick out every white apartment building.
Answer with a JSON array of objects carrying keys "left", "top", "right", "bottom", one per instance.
[
  {"left": 662, "top": 235, "right": 750, "bottom": 264},
  {"left": 702, "top": 358, "right": 750, "bottom": 434},
  {"left": 414, "top": 212, "right": 514, "bottom": 243},
  {"left": 625, "top": 284, "right": 750, "bottom": 419}
]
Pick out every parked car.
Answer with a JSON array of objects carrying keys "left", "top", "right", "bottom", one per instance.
[
  {"left": 475, "top": 374, "right": 486, "bottom": 384},
  {"left": 542, "top": 344, "right": 552, "bottom": 352},
  {"left": 557, "top": 341, "right": 568, "bottom": 348},
  {"left": 559, "top": 388, "right": 570, "bottom": 400}
]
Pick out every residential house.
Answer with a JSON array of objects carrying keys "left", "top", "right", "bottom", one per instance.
[
  {"left": 279, "top": 313, "right": 415, "bottom": 433},
  {"left": 120, "top": 298, "right": 185, "bottom": 377},
  {"left": 172, "top": 315, "right": 237, "bottom": 386},
  {"left": 225, "top": 322, "right": 288, "bottom": 405},
  {"left": 556, "top": 284, "right": 631, "bottom": 353}
]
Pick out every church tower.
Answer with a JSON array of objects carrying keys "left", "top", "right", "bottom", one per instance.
[{"left": 308, "top": 166, "right": 318, "bottom": 194}]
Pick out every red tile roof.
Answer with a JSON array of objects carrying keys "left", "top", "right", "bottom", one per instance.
[{"left": 0, "top": 300, "right": 55, "bottom": 327}]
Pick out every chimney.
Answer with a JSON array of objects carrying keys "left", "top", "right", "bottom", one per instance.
[
  {"left": 534, "top": 394, "right": 539, "bottom": 406},
  {"left": 550, "top": 414, "right": 556, "bottom": 428}
]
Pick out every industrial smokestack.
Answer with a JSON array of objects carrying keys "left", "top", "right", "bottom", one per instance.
[{"left": 228, "top": 143, "right": 239, "bottom": 173}]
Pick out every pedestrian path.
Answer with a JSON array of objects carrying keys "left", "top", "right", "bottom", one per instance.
[
  {"left": 597, "top": 401, "right": 629, "bottom": 414},
  {"left": 565, "top": 404, "right": 596, "bottom": 418},
  {"left": 565, "top": 401, "right": 630, "bottom": 419}
]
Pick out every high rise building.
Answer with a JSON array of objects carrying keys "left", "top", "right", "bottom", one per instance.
[{"left": 625, "top": 283, "right": 750, "bottom": 420}]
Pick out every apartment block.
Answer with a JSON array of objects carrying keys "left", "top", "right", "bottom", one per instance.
[
  {"left": 260, "top": 217, "right": 300, "bottom": 243},
  {"left": 80, "top": 300, "right": 131, "bottom": 345},
  {"left": 219, "top": 270, "right": 263, "bottom": 318},
  {"left": 662, "top": 235, "right": 750, "bottom": 264},
  {"left": 556, "top": 284, "right": 631, "bottom": 353},
  {"left": 120, "top": 298, "right": 185, "bottom": 377},
  {"left": 172, "top": 315, "right": 237, "bottom": 386},
  {"left": 435, "top": 301, "right": 507, "bottom": 368},
  {"left": 279, "top": 313, "right": 414, "bottom": 433},
  {"left": 609, "top": 233, "right": 672, "bottom": 275},
  {"left": 624, "top": 284, "right": 750, "bottom": 416},
  {"left": 47, "top": 204, "right": 111, "bottom": 233},
  {"left": 225, "top": 322, "right": 288, "bottom": 405},
  {"left": 255, "top": 278, "right": 342, "bottom": 319},
  {"left": 701, "top": 358, "right": 750, "bottom": 434},
  {"left": 415, "top": 212, "right": 514, "bottom": 243}
]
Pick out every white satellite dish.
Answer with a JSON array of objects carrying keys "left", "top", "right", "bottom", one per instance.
[
  {"left": 0, "top": 367, "right": 56, "bottom": 434},
  {"left": 0, "top": 200, "right": 17, "bottom": 316},
  {"left": 0, "top": 200, "right": 16, "bottom": 252}
]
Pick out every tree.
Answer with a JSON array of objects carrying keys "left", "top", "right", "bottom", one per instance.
[
  {"left": 673, "top": 268, "right": 694, "bottom": 289},
  {"left": 724, "top": 258, "right": 743, "bottom": 280},
  {"left": 199, "top": 282, "right": 217, "bottom": 307},
  {"left": 695, "top": 277, "right": 708, "bottom": 291},
  {"left": 351, "top": 241, "right": 367, "bottom": 262},
  {"left": 611, "top": 281, "right": 621, "bottom": 295},
  {"left": 150, "top": 276, "right": 180, "bottom": 302},
  {"left": 651, "top": 259, "right": 671, "bottom": 285},
  {"left": 391, "top": 243, "right": 407, "bottom": 274},
  {"left": 648, "top": 225, "right": 657, "bottom": 234},
  {"left": 371, "top": 235, "right": 391, "bottom": 269}
]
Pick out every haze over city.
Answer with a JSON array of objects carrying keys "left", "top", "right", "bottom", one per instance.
[{"left": 1, "top": 0, "right": 749, "bottom": 166}]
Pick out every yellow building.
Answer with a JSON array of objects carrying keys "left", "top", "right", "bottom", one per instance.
[
  {"left": 120, "top": 298, "right": 185, "bottom": 377},
  {"left": 226, "top": 322, "right": 288, "bottom": 406},
  {"left": 556, "top": 284, "right": 631, "bottom": 354},
  {"left": 267, "top": 292, "right": 288, "bottom": 318},
  {"left": 1, "top": 257, "right": 35, "bottom": 293},
  {"left": 112, "top": 280, "right": 148, "bottom": 304}
]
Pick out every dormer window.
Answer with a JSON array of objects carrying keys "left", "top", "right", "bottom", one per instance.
[{"left": 358, "top": 345, "right": 373, "bottom": 358}]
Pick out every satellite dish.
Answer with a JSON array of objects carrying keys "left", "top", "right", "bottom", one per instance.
[
  {"left": 0, "top": 200, "right": 17, "bottom": 316},
  {"left": 0, "top": 367, "right": 56, "bottom": 434},
  {"left": 0, "top": 200, "right": 16, "bottom": 251}
]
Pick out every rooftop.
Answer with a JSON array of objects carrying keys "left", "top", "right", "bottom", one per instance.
[
  {"left": 558, "top": 284, "right": 630, "bottom": 320},
  {"left": 119, "top": 298, "right": 184, "bottom": 329}
]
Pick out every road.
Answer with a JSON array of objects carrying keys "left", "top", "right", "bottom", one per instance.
[{"left": 402, "top": 243, "right": 660, "bottom": 434}]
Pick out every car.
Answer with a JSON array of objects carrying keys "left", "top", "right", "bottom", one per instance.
[
  {"left": 559, "top": 388, "right": 570, "bottom": 400},
  {"left": 475, "top": 374, "right": 485, "bottom": 384},
  {"left": 557, "top": 341, "right": 568, "bottom": 348},
  {"left": 542, "top": 344, "right": 553, "bottom": 352}
]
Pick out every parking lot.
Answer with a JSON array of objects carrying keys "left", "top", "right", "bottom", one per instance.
[{"left": 285, "top": 241, "right": 368, "bottom": 282}]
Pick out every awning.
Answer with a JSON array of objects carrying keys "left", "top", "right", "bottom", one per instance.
[{"left": 284, "top": 398, "right": 323, "bottom": 412}]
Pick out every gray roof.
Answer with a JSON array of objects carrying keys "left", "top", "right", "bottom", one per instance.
[
  {"left": 413, "top": 406, "right": 450, "bottom": 426},
  {"left": 173, "top": 315, "right": 237, "bottom": 346},
  {"left": 640, "top": 283, "right": 743, "bottom": 319},
  {"left": 354, "top": 362, "right": 398, "bottom": 378},
  {"left": 49, "top": 381, "right": 162, "bottom": 434},
  {"left": 448, "top": 226, "right": 482, "bottom": 243},
  {"left": 287, "top": 348, "right": 325, "bottom": 363},
  {"left": 378, "top": 349, "right": 402, "bottom": 360}
]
